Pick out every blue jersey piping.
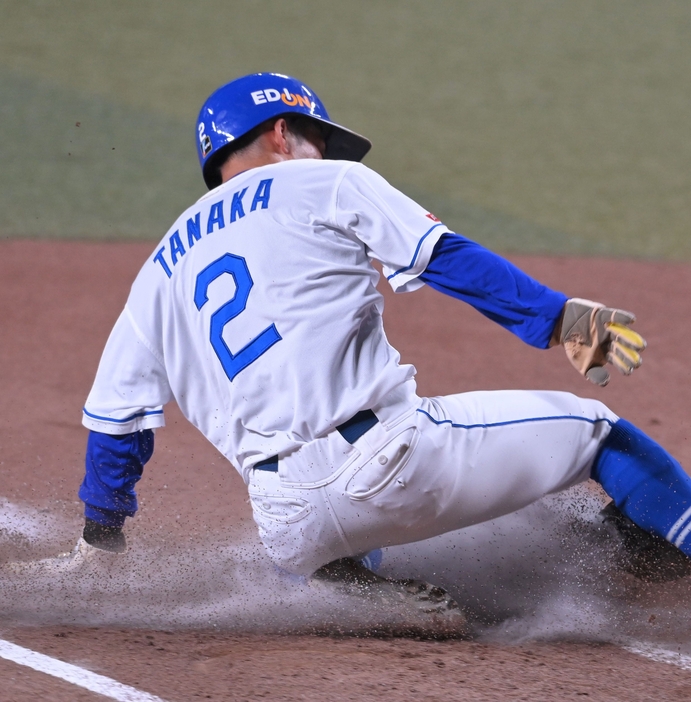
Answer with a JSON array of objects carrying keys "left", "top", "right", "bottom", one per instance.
[
  {"left": 387, "top": 223, "right": 445, "bottom": 281},
  {"left": 83, "top": 408, "right": 164, "bottom": 424},
  {"left": 416, "top": 408, "right": 615, "bottom": 430}
]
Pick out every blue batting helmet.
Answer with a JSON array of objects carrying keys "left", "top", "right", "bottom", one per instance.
[{"left": 196, "top": 72, "right": 372, "bottom": 189}]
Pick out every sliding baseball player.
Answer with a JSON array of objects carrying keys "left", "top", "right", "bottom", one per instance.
[{"left": 16, "top": 74, "right": 691, "bottom": 629}]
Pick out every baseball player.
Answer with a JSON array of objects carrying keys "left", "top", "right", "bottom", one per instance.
[{"left": 60, "top": 74, "right": 691, "bottom": 609}]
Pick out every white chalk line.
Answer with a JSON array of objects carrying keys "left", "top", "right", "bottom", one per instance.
[
  {"left": 1, "top": 633, "right": 689, "bottom": 698},
  {"left": 622, "top": 641, "right": 691, "bottom": 672},
  {"left": 0, "top": 638, "right": 169, "bottom": 702}
]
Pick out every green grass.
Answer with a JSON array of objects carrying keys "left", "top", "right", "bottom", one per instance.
[
  {"left": 2, "top": 0, "right": 691, "bottom": 257},
  {"left": 0, "top": 71, "right": 202, "bottom": 238}
]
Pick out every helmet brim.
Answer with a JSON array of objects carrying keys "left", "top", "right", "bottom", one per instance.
[{"left": 320, "top": 120, "right": 372, "bottom": 162}]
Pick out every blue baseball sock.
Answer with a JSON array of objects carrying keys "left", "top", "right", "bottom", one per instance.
[{"left": 591, "top": 419, "right": 691, "bottom": 556}]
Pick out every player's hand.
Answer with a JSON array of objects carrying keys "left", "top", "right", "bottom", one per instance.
[{"left": 554, "top": 298, "right": 647, "bottom": 386}]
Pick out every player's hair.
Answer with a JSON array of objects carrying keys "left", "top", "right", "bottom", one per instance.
[{"left": 205, "top": 115, "right": 331, "bottom": 187}]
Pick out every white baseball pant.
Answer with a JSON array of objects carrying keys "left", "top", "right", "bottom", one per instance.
[{"left": 247, "top": 384, "right": 618, "bottom": 575}]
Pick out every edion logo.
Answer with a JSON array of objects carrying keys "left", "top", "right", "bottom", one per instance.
[{"left": 250, "top": 88, "right": 315, "bottom": 110}]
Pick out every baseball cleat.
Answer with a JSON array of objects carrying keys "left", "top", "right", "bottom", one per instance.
[
  {"left": 600, "top": 502, "right": 691, "bottom": 582},
  {"left": 309, "top": 557, "right": 471, "bottom": 638},
  {"left": 3, "top": 537, "right": 122, "bottom": 576}
]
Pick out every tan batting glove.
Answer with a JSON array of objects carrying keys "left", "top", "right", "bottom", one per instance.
[{"left": 552, "top": 298, "right": 647, "bottom": 386}]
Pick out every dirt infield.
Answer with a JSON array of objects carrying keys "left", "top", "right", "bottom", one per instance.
[{"left": 2, "top": 240, "right": 691, "bottom": 700}]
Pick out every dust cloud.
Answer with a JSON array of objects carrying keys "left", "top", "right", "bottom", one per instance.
[{"left": 1, "top": 487, "right": 690, "bottom": 652}]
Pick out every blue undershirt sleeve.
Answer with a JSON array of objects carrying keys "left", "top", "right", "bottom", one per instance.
[
  {"left": 78, "top": 430, "right": 154, "bottom": 528},
  {"left": 419, "top": 233, "right": 567, "bottom": 349}
]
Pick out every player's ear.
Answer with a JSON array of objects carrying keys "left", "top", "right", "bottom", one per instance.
[{"left": 270, "top": 118, "right": 291, "bottom": 155}]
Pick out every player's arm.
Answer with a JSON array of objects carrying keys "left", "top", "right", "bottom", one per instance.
[
  {"left": 78, "top": 429, "right": 155, "bottom": 552},
  {"left": 419, "top": 233, "right": 645, "bottom": 386},
  {"left": 335, "top": 164, "right": 645, "bottom": 386},
  {"left": 336, "top": 163, "right": 564, "bottom": 347},
  {"left": 419, "top": 232, "right": 566, "bottom": 348},
  {"left": 80, "top": 305, "right": 172, "bottom": 552}
]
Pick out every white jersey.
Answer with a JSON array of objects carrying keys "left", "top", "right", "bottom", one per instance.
[{"left": 83, "top": 159, "right": 450, "bottom": 481}]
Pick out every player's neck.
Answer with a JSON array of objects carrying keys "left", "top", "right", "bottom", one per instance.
[
  {"left": 220, "top": 152, "right": 287, "bottom": 183},
  {"left": 220, "top": 122, "right": 323, "bottom": 183}
]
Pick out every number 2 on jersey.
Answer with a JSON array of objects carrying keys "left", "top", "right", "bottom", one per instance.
[{"left": 194, "top": 253, "right": 281, "bottom": 381}]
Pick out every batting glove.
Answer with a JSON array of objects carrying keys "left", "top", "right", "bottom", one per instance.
[{"left": 553, "top": 298, "right": 647, "bottom": 386}]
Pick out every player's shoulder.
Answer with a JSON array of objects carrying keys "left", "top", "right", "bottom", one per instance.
[
  {"left": 188, "top": 159, "right": 359, "bottom": 207},
  {"left": 255, "top": 157, "right": 361, "bottom": 181},
  {"left": 267, "top": 159, "right": 396, "bottom": 199}
]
